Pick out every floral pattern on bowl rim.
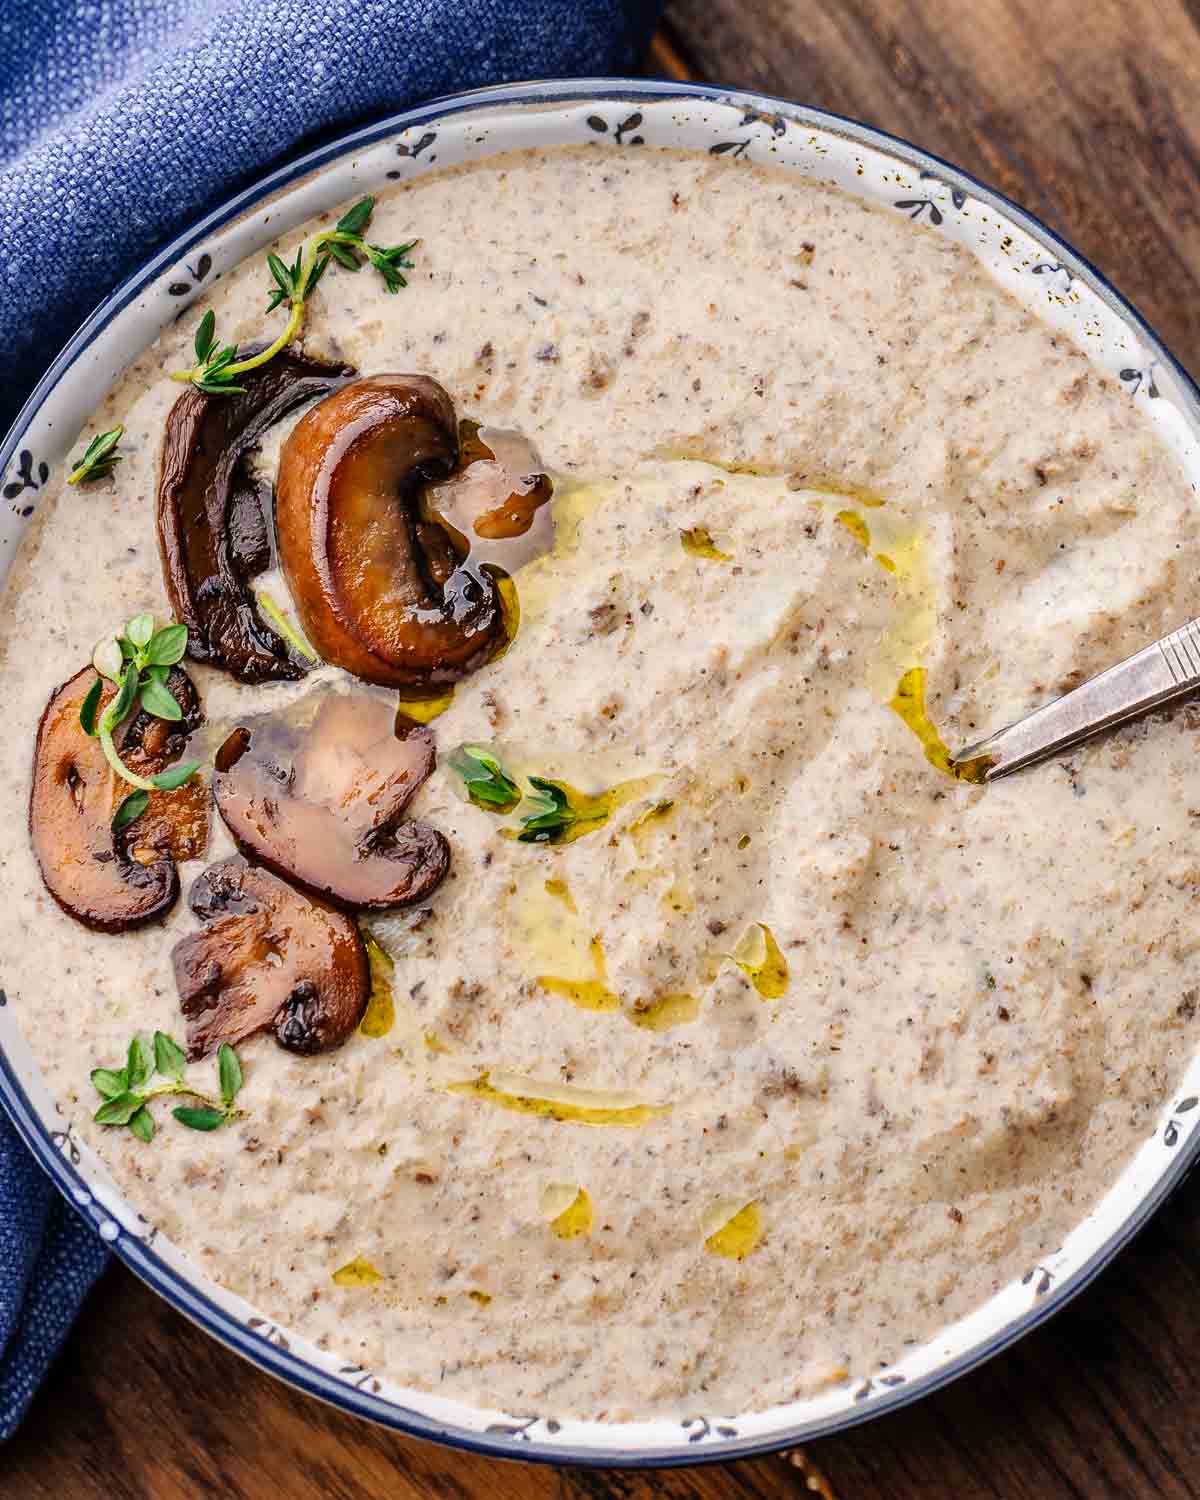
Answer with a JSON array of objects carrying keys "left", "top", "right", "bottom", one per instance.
[{"left": 2, "top": 78, "right": 1200, "bottom": 1468}]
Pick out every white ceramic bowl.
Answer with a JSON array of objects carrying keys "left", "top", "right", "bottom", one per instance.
[{"left": 3, "top": 79, "right": 1200, "bottom": 1468}]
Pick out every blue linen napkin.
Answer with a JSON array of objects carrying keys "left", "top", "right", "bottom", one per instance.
[{"left": 0, "top": 0, "right": 658, "bottom": 1437}]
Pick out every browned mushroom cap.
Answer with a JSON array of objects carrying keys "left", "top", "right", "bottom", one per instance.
[
  {"left": 174, "top": 855, "right": 369, "bottom": 1059},
  {"left": 275, "top": 375, "right": 506, "bottom": 690},
  {"left": 30, "top": 665, "right": 208, "bottom": 932},
  {"left": 158, "top": 350, "right": 355, "bottom": 683},
  {"left": 213, "top": 691, "right": 448, "bottom": 910}
]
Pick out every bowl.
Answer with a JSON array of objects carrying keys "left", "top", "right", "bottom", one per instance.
[{"left": 3, "top": 78, "right": 1200, "bottom": 1469}]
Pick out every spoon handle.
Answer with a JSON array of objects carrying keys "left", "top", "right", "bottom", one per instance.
[{"left": 953, "top": 617, "right": 1200, "bottom": 780}]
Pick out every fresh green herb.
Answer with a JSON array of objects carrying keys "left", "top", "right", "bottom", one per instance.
[
  {"left": 125, "top": 1035, "right": 153, "bottom": 1088},
  {"left": 448, "top": 744, "right": 521, "bottom": 813},
  {"left": 145, "top": 623, "right": 188, "bottom": 666},
  {"left": 67, "top": 426, "right": 124, "bottom": 485},
  {"left": 517, "top": 776, "right": 576, "bottom": 843},
  {"left": 154, "top": 1030, "right": 187, "bottom": 1081},
  {"left": 363, "top": 239, "right": 418, "bottom": 294},
  {"left": 138, "top": 672, "right": 183, "bottom": 722},
  {"left": 447, "top": 749, "right": 631, "bottom": 844},
  {"left": 78, "top": 677, "right": 103, "bottom": 737},
  {"left": 90, "top": 1031, "right": 245, "bottom": 1142},
  {"left": 125, "top": 612, "right": 154, "bottom": 650},
  {"left": 171, "top": 197, "right": 419, "bottom": 394},
  {"left": 172, "top": 1105, "right": 226, "bottom": 1131},
  {"left": 82, "top": 615, "right": 201, "bottom": 815},
  {"left": 93, "top": 1091, "right": 146, "bottom": 1126},
  {"left": 256, "top": 591, "right": 318, "bottom": 663},
  {"left": 217, "top": 1042, "right": 243, "bottom": 1108},
  {"left": 333, "top": 195, "right": 374, "bottom": 238},
  {"left": 112, "top": 790, "right": 150, "bottom": 833},
  {"left": 92, "top": 636, "right": 124, "bottom": 683},
  {"left": 186, "top": 309, "right": 246, "bottom": 397},
  {"left": 90, "top": 1067, "right": 130, "bottom": 1100}
]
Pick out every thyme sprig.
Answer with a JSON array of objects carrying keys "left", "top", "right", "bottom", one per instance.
[
  {"left": 91, "top": 1031, "right": 244, "bottom": 1142},
  {"left": 170, "top": 196, "right": 418, "bottom": 395},
  {"left": 80, "top": 613, "right": 201, "bottom": 826},
  {"left": 67, "top": 426, "right": 123, "bottom": 485}
]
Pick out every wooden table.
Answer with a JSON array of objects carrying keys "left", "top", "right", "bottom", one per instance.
[{"left": 8, "top": 3, "right": 1200, "bottom": 1495}]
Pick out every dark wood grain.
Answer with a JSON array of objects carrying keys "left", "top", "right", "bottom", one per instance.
[
  {"left": 8, "top": 5, "right": 1200, "bottom": 1497},
  {"left": 658, "top": 0, "right": 1200, "bottom": 379},
  {"left": 0, "top": 1264, "right": 805, "bottom": 1499}
]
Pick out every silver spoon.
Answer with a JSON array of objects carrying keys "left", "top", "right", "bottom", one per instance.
[{"left": 951, "top": 617, "right": 1200, "bottom": 781}]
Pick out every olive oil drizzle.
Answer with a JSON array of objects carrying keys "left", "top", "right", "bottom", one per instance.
[
  {"left": 830, "top": 486, "right": 986, "bottom": 781},
  {"left": 834, "top": 510, "right": 871, "bottom": 550},
  {"left": 396, "top": 688, "right": 454, "bottom": 725},
  {"left": 358, "top": 932, "right": 397, "bottom": 1038},
  {"left": 539, "top": 937, "right": 699, "bottom": 1031},
  {"left": 543, "top": 876, "right": 576, "bottom": 911},
  {"left": 550, "top": 1188, "right": 594, "bottom": 1239},
  {"left": 332, "top": 1255, "right": 384, "bottom": 1287},
  {"left": 629, "top": 992, "right": 701, "bottom": 1030},
  {"left": 680, "top": 526, "right": 733, "bottom": 561},
  {"left": 704, "top": 1201, "right": 763, "bottom": 1260},
  {"left": 889, "top": 667, "right": 990, "bottom": 783},
  {"left": 730, "top": 923, "right": 789, "bottom": 1000},
  {"left": 447, "top": 1072, "right": 667, "bottom": 1127},
  {"left": 538, "top": 936, "right": 621, "bottom": 1013},
  {"left": 627, "top": 798, "right": 676, "bottom": 834},
  {"left": 530, "top": 889, "right": 701, "bottom": 1030}
]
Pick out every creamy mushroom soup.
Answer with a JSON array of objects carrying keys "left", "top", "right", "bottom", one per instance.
[{"left": 2, "top": 145, "right": 1199, "bottom": 1419}]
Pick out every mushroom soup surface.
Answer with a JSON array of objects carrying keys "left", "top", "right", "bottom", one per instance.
[{"left": 3, "top": 145, "right": 1200, "bottom": 1419}]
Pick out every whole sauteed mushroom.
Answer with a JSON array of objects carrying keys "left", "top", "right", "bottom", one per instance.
[
  {"left": 213, "top": 691, "right": 448, "bottom": 909},
  {"left": 174, "top": 855, "right": 369, "bottom": 1059},
  {"left": 157, "top": 350, "right": 355, "bottom": 683},
  {"left": 275, "top": 374, "right": 507, "bottom": 689},
  {"left": 30, "top": 666, "right": 207, "bottom": 932}
]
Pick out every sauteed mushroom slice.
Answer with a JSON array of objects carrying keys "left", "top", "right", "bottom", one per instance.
[
  {"left": 175, "top": 856, "right": 368, "bottom": 1059},
  {"left": 30, "top": 665, "right": 207, "bottom": 932},
  {"left": 275, "top": 375, "right": 505, "bottom": 690},
  {"left": 213, "top": 691, "right": 449, "bottom": 910},
  {"left": 158, "top": 350, "right": 355, "bottom": 683}
]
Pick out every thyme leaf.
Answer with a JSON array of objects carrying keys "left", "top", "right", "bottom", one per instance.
[
  {"left": 78, "top": 677, "right": 103, "bottom": 738},
  {"left": 517, "top": 776, "right": 575, "bottom": 843},
  {"left": 447, "top": 744, "right": 521, "bottom": 812},
  {"left": 112, "top": 790, "right": 149, "bottom": 832},
  {"left": 67, "top": 426, "right": 124, "bottom": 485}
]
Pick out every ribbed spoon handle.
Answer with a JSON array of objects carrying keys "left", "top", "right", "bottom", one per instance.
[{"left": 953, "top": 617, "right": 1200, "bottom": 780}]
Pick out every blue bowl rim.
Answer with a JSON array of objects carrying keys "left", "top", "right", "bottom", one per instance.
[{"left": 2, "top": 75, "right": 1199, "bottom": 1469}]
